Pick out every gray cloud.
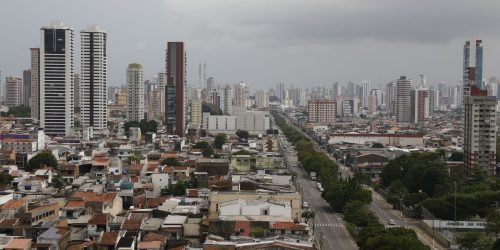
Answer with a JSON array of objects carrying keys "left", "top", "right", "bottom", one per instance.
[{"left": 1, "top": 0, "right": 500, "bottom": 91}]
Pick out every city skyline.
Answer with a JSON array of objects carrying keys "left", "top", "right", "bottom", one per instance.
[{"left": 2, "top": 1, "right": 500, "bottom": 91}]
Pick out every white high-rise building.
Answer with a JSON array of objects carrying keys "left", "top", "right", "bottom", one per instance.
[
  {"left": 5, "top": 76, "right": 22, "bottom": 108},
  {"left": 126, "top": 63, "right": 144, "bottom": 122},
  {"left": 80, "top": 25, "right": 107, "bottom": 131},
  {"left": 396, "top": 76, "right": 411, "bottom": 123},
  {"left": 255, "top": 90, "right": 269, "bottom": 108},
  {"left": 40, "top": 21, "right": 74, "bottom": 136}
]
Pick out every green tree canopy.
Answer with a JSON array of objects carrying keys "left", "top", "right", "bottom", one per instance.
[
  {"left": 161, "top": 181, "right": 189, "bottom": 196},
  {"left": 448, "top": 151, "right": 464, "bottom": 161},
  {"left": 193, "top": 141, "right": 214, "bottom": 157},
  {"left": 160, "top": 157, "right": 181, "bottom": 166},
  {"left": 372, "top": 142, "right": 385, "bottom": 148},
  {"left": 236, "top": 130, "right": 250, "bottom": 140},
  {"left": 214, "top": 133, "right": 227, "bottom": 149},
  {"left": 1, "top": 105, "right": 30, "bottom": 117},
  {"left": 359, "top": 227, "right": 428, "bottom": 250},
  {"left": 27, "top": 151, "right": 58, "bottom": 172},
  {"left": 123, "top": 119, "right": 158, "bottom": 137}
]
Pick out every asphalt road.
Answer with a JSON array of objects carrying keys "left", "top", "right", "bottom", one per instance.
[{"left": 284, "top": 148, "right": 358, "bottom": 250}]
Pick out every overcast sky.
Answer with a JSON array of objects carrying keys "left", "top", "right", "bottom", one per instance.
[{"left": 1, "top": 0, "right": 500, "bottom": 92}]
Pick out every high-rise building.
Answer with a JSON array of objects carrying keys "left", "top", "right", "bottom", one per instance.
[
  {"left": 74, "top": 73, "right": 80, "bottom": 111},
  {"left": 395, "top": 76, "right": 411, "bottom": 123},
  {"left": 126, "top": 63, "right": 144, "bottom": 122},
  {"left": 147, "top": 88, "right": 163, "bottom": 122},
  {"left": 463, "top": 40, "right": 497, "bottom": 176},
  {"left": 165, "top": 42, "right": 186, "bottom": 137},
  {"left": 221, "top": 84, "right": 233, "bottom": 115},
  {"left": 207, "top": 77, "right": 215, "bottom": 91},
  {"left": 386, "top": 81, "right": 396, "bottom": 114},
  {"left": 22, "top": 70, "right": 31, "bottom": 106},
  {"left": 276, "top": 83, "right": 285, "bottom": 101},
  {"left": 80, "top": 26, "right": 107, "bottom": 131},
  {"left": 191, "top": 98, "right": 202, "bottom": 126},
  {"left": 234, "top": 82, "right": 248, "bottom": 107},
  {"left": 255, "top": 90, "right": 269, "bottom": 108},
  {"left": 40, "top": 21, "right": 74, "bottom": 136},
  {"left": 361, "top": 80, "right": 371, "bottom": 108},
  {"left": 5, "top": 76, "right": 21, "bottom": 108},
  {"left": 463, "top": 40, "right": 483, "bottom": 101},
  {"left": 308, "top": 100, "right": 336, "bottom": 124},
  {"left": 30, "top": 48, "right": 40, "bottom": 119},
  {"left": 413, "top": 74, "right": 431, "bottom": 124}
]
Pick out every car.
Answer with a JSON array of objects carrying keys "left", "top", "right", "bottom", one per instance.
[
  {"left": 388, "top": 219, "right": 396, "bottom": 225},
  {"left": 318, "top": 187, "right": 324, "bottom": 192},
  {"left": 302, "top": 201, "right": 309, "bottom": 208},
  {"left": 316, "top": 183, "right": 322, "bottom": 189}
]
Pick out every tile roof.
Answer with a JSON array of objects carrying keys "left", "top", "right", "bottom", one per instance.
[
  {"left": 64, "top": 200, "right": 85, "bottom": 208},
  {"left": 0, "top": 218, "right": 18, "bottom": 227},
  {"left": 67, "top": 241, "right": 95, "bottom": 250},
  {"left": 99, "top": 231, "right": 118, "bottom": 246},
  {"left": 138, "top": 241, "right": 162, "bottom": 249},
  {"left": 4, "top": 238, "right": 31, "bottom": 249},
  {"left": 0, "top": 199, "right": 26, "bottom": 210},
  {"left": 71, "top": 192, "right": 117, "bottom": 203},
  {"left": 121, "top": 218, "right": 143, "bottom": 230},
  {"left": 129, "top": 164, "right": 144, "bottom": 171},
  {"left": 143, "top": 232, "right": 168, "bottom": 242},
  {"left": 88, "top": 213, "right": 109, "bottom": 225}
]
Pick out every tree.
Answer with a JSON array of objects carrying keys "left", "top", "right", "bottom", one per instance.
[
  {"left": 0, "top": 173, "right": 13, "bottom": 187},
  {"left": 123, "top": 119, "right": 158, "bottom": 137},
  {"left": 371, "top": 143, "right": 384, "bottom": 148},
  {"left": 236, "top": 130, "right": 249, "bottom": 140},
  {"left": 301, "top": 211, "right": 315, "bottom": 223},
  {"left": 27, "top": 151, "right": 58, "bottom": 172},
  {"left": 161, "top": 181, "right": 188, "bottom": 196},
  {"left": 160, "top": 157, "right": 181, "bottom": 166},
  {"left": 52, "top": 175, "right": 65, "bottom": 189},
  {"left": 487, "top": 210, "right": 500, "bottom": 240},
  {"left": 343, "top": 200, "right": 371, "bottom": 227},
  {"left": 448, "top": 151, "right": 464, "bottom": 161},
  {"left": 193, "top": 141, "right": 214, "bottom": 157},
  {"left": 214, "top": 133, "right": 227, "bottom": 149},
  {"left": 457, "top": 231, "right": 487, "bottom": 250},
  {"left": 360, "top": 227, "right": 428, "bottom": 250},
  {"left": 1, "top": 105, "right": 30, "bottom": 117}
]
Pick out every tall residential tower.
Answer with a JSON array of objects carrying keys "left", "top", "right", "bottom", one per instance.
[
  {"left": 39, "top": 21, "right": 74, "bottom": 136},
  {"left": 165, "top": 42, "right": 186, "bottom": 137},
  {"left": 126, "top": 63, "right": 144, "bottom": 122},
  {"left": 80, "top": 25, "right": 107, "bottom": 132}
]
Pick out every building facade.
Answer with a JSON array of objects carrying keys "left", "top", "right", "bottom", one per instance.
[
  {"left": 5, "top": 76, "right": 22, "bottom": 108},
  {"left": 126, "top": 63, "right": 144, "bottom": 122},
  {"left": 190, "top": 99, "right": 202, "bottom": 126},
  {"left": 463, "top": 40, "right": 483, "bottom": 101},
  {"left": 39, "top": 21, "right": 75, "bottom": 136},
  {"left": 22, "top": 69, "right": 31, "bottom": 107},
  {"left": 396, "top": 76, "right": 411, "bottom": 123},
  {"left": 80, "top": 26, "right": 107, "bottom": 131},
  {"left": 30, "top": 48, "right": 40, "bottom": 119},
  {"left": 307, "top": 100, "right": 336, "bottom": 124},
  {"left": 255, "top": 90, "right": 269, "bottom": 108},
  {"left": 165, "top": 42, "right": 186, "bottom": 137}
]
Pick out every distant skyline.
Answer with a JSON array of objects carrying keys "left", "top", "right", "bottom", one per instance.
[{"left": 2, "top": 0, "right": 500, "bottom": 92}]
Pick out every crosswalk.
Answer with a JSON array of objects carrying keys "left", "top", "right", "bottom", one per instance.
[{"left": 314, "top": 223, "right": 344, "bottom": 227}]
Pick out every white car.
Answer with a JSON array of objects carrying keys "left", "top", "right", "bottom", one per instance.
[
  {"left": 318, "top": 187, "right": 324, "bottom": 192},
  {"left": 388, "top": 219, "right": 396, "bottom": 225},
  {"left": 302, "top": 201, "right": 309, "bottom": 208}
]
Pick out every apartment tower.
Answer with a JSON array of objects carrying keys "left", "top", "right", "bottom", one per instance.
[
  {"left": 126, "top": 63, "right": 144, "bottom": 122},
  {"left": 80, "top": 25, "right": 107, "bottom": 131},
  {"left": 165, "top": 42, "right": 186, "bottom": 137},
  {"left": 39, "top": 21, "right": 74, "bottom": 136}
]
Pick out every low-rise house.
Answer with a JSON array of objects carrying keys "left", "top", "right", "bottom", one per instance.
[
  {"left": 59, "top": 164, "right": 79, "bottom": 184},
  {"left": 196, "top": 159, "right": 229, "bottom": 176},
  {"left": 116, "top": 236, "right": 136, "bottom": 250},
  {"left": 88, "top": 213, "right": 111, "bottom": 240},
  {"left": 352, "top": 153, "right": 389, "bottom": 178},
  {"left": 1, "top": 139, "right": 37, "bottom": 153},
  {"left": 4, "top": 238, "right": 31, "bottom": 250},
  {"left": 137, "top": 240, "right": 163, "bottom": 250},
  {"left": 36, "top": 226, "right": 70, "bottom": 250},
  {"left": 151, "top": 173, "right": 171, "bottom": 196},
  {"left": 140, "top": 218, "right": 164, "bottom": 232},
  {"left": 128, "top": 164, "right": 145, "bottom": 176},
  {"left": 0, "top": 199, "right": 27, "bottom": 218},
  {"left": 269, "top": 221, "right": 309, "bottom": 236},
  {"left": 161, "top": 215, "right": 187, "bottom": 240},
  {"left": 19, "top": 201, "right": 59, "bottom": 226},
  {"left": 118, "top": 145, "right": 133, "bottom": 161},
  {"left": 17, "top": 177, "right": 48, "bottom": 193},
  {"left": 34, "top": 168, "right": 54, "bottom": 183},
  {"left": 68, "top": 192, "right": 123, "bottom": 216},
  {"left": 98, "top": 231, "right": 119, "bottom": 250},
  {"left": 219, "top": 199, "right": 292, "bottom": 222}
]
